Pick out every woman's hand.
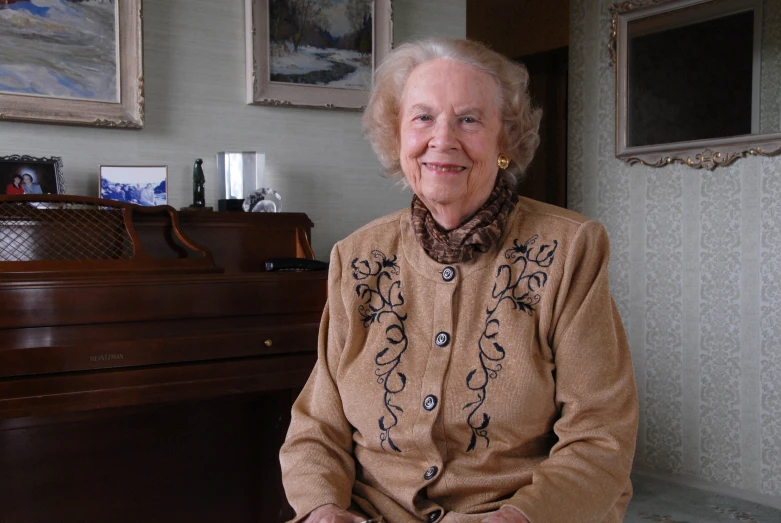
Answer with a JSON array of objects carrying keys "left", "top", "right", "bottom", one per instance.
[
  {"left": 480, "top": 506, "right": 530, "bottom": 523},
  {"left": 303, "top": 504, "right": 365, "bottom": 523}
]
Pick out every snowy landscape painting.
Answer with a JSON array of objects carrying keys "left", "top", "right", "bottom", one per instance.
[
  {"left": 0, "top": 0, "right": 118, "bottom": 102},
  {"left": 269, "top": 0, "right": 373, "bottom": 90},
  {"left": 246, "top": 0, "right": 391, "bottom": 109}
]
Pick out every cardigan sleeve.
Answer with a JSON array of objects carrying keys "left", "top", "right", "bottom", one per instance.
[
  {"left": 502, "top": 220, "right": 639, "bottom": 523},
  {"left": 279, "top": 244, "right": 357, "bottom": 523}
]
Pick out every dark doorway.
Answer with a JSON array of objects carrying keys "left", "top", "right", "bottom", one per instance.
[
  {"left": 467, "top": 0, "right": 570, "bottom": 208},
  {"left": 516, "top": 47, "right": 568, "bottom": 208}
]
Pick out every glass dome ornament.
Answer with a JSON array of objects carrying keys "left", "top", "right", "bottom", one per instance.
[{"left": 243, "top": 187, "right": 282, "bottom": 213}]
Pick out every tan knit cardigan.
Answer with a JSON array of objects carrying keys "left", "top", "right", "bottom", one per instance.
[{"left": 280, "top": 198, "right": 639, "bottom": 523}]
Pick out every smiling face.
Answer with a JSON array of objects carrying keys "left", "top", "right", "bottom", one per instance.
[{"left": 399, "top": 58, "right": 503, "bottom": 230}]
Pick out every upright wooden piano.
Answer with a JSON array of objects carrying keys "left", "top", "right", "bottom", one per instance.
[{"left": 0, "top": 196, "right": 326, "bottom": 522}]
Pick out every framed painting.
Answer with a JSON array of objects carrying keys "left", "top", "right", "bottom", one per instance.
[
  {"left": 245, "top": 0, "right": 393, "bottom": 110},
  {"left": 0, "top": 0, "right": 144, "bottom": 129},
  {"left": 0, "top": 154, "right": 64, "bottom": 195},
  {"left": 99, "top": 165, "right": 168, "bottom": 206}
]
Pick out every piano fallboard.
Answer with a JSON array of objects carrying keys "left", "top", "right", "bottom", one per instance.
[
  {"left": 0, "top": 313, "right": 321, "bottom": 378},
  {"left": 0, "top": 271, "right": 326, "bottom": 329},
  {"left": 0, "top": 272, "right": 326, "bottom": 378}
]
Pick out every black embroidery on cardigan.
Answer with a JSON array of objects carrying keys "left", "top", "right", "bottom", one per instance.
[
  {"left": 463, "top": 235, "right": 558, "bottom": 451},
  {"left": 352, "top": 250, "right": 407, "bottom": 452}
]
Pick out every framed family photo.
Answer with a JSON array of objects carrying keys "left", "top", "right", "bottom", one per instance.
[
  {"left": 245, "top": 0, "right": 392, "bottom": 110},
  {"left": 0, "top": 0, "right": 144, "bottom": 128},
  {"left": 99, "top": 165, "right": 168, "bottom": 206},
  {"left": 0, "top": 155, "right": 64, "bottom": 195}
]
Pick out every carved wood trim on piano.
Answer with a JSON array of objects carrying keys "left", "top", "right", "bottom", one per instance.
[{"left": 0, "top": 195, "right": 220, "bottom": 275}]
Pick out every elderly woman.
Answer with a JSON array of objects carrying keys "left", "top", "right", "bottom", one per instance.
[
  {"left": 21, "top": 173, "right": 43, "bottom": 194},
  {"left": 280, "top": 38, "right": 638, "bottom": 523}
]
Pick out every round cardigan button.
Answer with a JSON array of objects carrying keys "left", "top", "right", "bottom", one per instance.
[
  {"left": 424, "top": 465, "right": 439, "bottom": 480},
  {"left": 423, "top": 395, "right": 438, "bottom": 411},
  {"left": 435, "top": 332, "right": 450, "bottom": 347},
  {"left": 442, "top": 266, "right": 455, "bottom": 282},
  {"left": 427, "top": 509, "right": 442, "bottom": 522}
]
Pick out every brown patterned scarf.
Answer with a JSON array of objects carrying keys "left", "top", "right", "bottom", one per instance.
[{"left": 410, "top": 176, "right": 520, "bottom": 264}]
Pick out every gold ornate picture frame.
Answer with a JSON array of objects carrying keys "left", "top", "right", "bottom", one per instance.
[
  {"left": 245, "top": 0, "right": 393, "bottom": 110},
  {"left": 0, "top": 0, "right": 144, "bottom": 129},
  {"left": 610, "top": 0, "right": 781, "bottom": 169}
]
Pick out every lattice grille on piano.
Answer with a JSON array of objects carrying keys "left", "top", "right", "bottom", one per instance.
[{"left": 0, "top": 200, "right": 134, "bottom": 262}]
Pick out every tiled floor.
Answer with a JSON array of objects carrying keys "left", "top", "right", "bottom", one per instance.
[{"left": 625, "top": 473, "right": 781, "bottom": 523}]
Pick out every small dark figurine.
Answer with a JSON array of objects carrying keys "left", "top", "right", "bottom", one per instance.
[{"left": 192, "top": 158, "right": 205, "bottom": 207}]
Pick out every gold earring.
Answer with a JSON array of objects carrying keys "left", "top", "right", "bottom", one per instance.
[{"left": 497, "top": 154, "right": 510, "bottom": 170}]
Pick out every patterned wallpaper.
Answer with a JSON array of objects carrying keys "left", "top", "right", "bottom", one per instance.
[{"left": 569, "top": 0, "right": 781, "bottom": 501}]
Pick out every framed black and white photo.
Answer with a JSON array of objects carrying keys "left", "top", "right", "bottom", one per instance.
[
  {"left": 99, "top": 165, "right": 168, "bottom": 206},
  {"left": 245, "top": 0, "right": 392, "bottom": 110},
  {"left": 0, "top": 155, "right": 65, "bottom": 195}
]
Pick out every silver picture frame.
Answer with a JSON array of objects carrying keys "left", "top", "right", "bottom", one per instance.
[{"left": 0, "top": 155, "right": 65, "bottom": 195}]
